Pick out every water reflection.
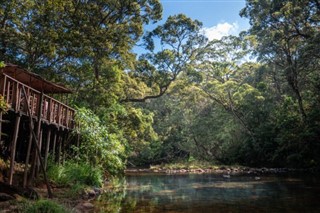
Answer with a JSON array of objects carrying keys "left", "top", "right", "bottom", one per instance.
[{"left": 95, "top": 174, "right": 320, "bottom": 213}]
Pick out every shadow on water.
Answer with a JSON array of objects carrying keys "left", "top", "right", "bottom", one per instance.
[{"left": 95, "top": 173, "right": 320, "bottom": 213}]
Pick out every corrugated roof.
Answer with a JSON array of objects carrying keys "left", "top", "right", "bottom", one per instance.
[{"left": 1, "top": 63, "right": 72, "bottom": 94}]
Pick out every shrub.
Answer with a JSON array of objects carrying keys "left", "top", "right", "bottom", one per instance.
[{"left": 74, "top": 107, "right": 126, "bottom": 175}]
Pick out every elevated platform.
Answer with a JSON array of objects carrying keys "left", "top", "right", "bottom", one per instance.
[{"left": 1, "top": 64, "right": 75, "bottom": 129}]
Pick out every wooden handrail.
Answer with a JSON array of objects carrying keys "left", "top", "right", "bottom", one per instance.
[{"left": 0, "top": 73, "right": 75, "bottom": 129}]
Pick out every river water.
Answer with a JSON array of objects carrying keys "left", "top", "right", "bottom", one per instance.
[{"left": 95, "top": 173, "right": 320, "bottom": 212}]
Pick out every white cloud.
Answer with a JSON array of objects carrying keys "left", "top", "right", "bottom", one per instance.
[{"left": 202, "top": 22, "right": 239, "bottom": 40}]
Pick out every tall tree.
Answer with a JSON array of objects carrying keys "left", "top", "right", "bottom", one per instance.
[
  {"left": 191, "top": 36, "right": 262, "bottom": 140},
  {"left": 123, "top": 14, "right": 208, "bottom": 102},
  {"left": 0, "top": 0, "right": 162, "bottom": 79},
  {"left": 240, "top": 0, "right": 320, "bottom": 120}
]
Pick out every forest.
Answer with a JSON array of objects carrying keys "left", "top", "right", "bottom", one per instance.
[{"left": 1, "top": 0, "right": 320, "bottom": 177}]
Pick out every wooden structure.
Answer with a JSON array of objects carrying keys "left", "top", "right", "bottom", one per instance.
[{"left": 0, "top": 64, "right": 76, "bottom": 190}]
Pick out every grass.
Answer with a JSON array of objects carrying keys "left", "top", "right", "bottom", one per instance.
[
  {"left": 47, "top": 160, "right": 103, "bottom": 187},
  {"left": 21, "top": 199, "right": 69, "bottom": 213}
]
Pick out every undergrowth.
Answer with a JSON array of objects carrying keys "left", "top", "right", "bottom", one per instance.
[
  {"left": 21, "top": 199, "right": 69, "bottom": 213},
  {"left": 47, "top": 160, "right": 103, "bottom": 188}
]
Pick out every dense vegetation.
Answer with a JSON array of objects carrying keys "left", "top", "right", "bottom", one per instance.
[{"left": 1, "top": 0, "right": 320, "bottom": 174}]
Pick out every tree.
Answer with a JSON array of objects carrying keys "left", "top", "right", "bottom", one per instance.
[
  {"left": 191, "top": 36, "right": 263, "bottom": 140},
  {"left": 240, "top": 0, "right": 320, "bottom": 120},
  {"left": 123, "top": 14, "right": 208, "bottom": 102},
  {"left": 0, "top": 0, "right": 162, "bottom": 80}
]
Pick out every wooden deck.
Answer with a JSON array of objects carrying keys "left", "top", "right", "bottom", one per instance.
[{"left": 0, "top": 73, "right": 75, "bottom": 129}]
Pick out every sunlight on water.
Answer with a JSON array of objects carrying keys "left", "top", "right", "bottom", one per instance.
[{"left": 95, "top": 173, "right": 320, "bottom": 213}]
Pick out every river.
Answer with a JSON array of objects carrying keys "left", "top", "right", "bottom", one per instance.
[{"left": 94, "top": 173, "right": 320, "bottom": 212}]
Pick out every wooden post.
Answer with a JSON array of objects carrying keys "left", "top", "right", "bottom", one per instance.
[
  {"left": 0, "top": 75, "right": 6, "bottom": 143},
  {"left": 52, "top": 130, "right": 57, "bottom": 162},
  {"left": 35, "top": 129, "right": 43, "bottom": 177},
  {"left": 1, "top": 74, "right": 7, "bottom": 96},
  {"left": 22, "top": 86, "right": 53, "bottom": 198},
  {"left": 23, "top": 129, "right": 33, "bottom": 187},
  {"left": 13, "top": 81, "right": 19, "bottom": 111},
  {"left": 8, "top": 114, "right": 21, "bottom": 185},
  {"left": 61, "top": 131, "right": 67, "bottom": 165},
  {"left": 29, "top": 92, "right": 44, "bottom": 182},
  {"left": 57, "top": 131, "right": 62, "bottom": 165},
  {"left": 5, "top": 80, "right": 10, "bottom": 103},
  {"left": 44, "top": 128, "right": 51, "bottom": 170}
]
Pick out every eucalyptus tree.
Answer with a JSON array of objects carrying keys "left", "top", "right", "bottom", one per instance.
[
  {"left": 240, "top": 0, "right": 320, "bottom": 120},
  {"left": 190, "top": 35, "right": 264, "bottom": 140},
  {"left": 0, "top": 0, "right": 162, "bottom": 80},
  {"left": 123, "top": 14, "right": 208, "bottom": 102}
]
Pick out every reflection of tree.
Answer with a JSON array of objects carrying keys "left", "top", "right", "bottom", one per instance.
[
  {"left": 94, "top": 177, "right": 129, "bottom": 213},
  {"left": 94, "top": 174, "right": 318, "bottom": 212}
]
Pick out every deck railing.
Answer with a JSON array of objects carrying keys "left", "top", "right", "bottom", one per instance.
[{"left": 0, "top": 73, "right": 75, "bottom": 129}]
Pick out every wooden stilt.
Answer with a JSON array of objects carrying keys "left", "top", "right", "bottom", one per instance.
[
  {"left": 22, "top": 86, "right": 53, "bottom": 198},
  {"left": 44, "top": 128, "right": 51, "bottom": 170},
  {"left": 29, "top": 148, "right": 37, "bottom": 184},
  {"left": 35, "top": 129, "right": 43, "bottom": 177},
  {"left": 62, "top": 131, "right": 67, "bottom": 165},
  {"left": 52, "top": 130, "right": 57, "bottom": 162},
  {"left": 23, "top": 130, "right": 33, "bottom": 187},
  {"left": 31, "top": 92, "right": 44, "bottom": 179},
  {"left": 8, "top": 114, "right": 21, "bottom": 185},
  {"left": 57, "top": 131, "right": 62, "bottom": 165}
]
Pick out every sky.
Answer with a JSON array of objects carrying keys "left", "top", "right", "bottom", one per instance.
[
  {"left": 160, "top": 0, "right": 249, "bottom": 40},
  {"left": 135, "top": 0, "right": 250, "bottom": 54}
]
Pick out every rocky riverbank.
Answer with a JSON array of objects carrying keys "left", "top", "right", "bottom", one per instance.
[
  {"left": 0, "top": 184, "right": 104, "bottom": 213},
  {"left": 125, "top": 166, "right": 320, "bottom": 176}
]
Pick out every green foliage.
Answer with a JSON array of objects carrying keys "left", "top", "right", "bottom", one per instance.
[
  {"left": 118, "top": 106, "right": 158, "bottom": 154},
  {"left": 2, "top": 0, "right": 320, "bottom": 171},
  {"left": 94, "top": 178, "right": 127, "bottom": 213},
  {"left": 124, "top": 14, "right": 207, "bottom": 102},
  {"left": 22, "top": 199, "right": 69, "bottom": 213},
  {"left": 240, "top": 0, "right": 320, "bottom": 120},
  {"left": 0, "top": 0, "right": 162, "bottom": 73},
  {"left": 0, "top": 95, "right": 9, "bottom": 113},
  {"left": 74, "top": 107, "right": 126, "bottom": 174},
  {"left": 47, "top": 160, "right": 103, "bottom": 187}
]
